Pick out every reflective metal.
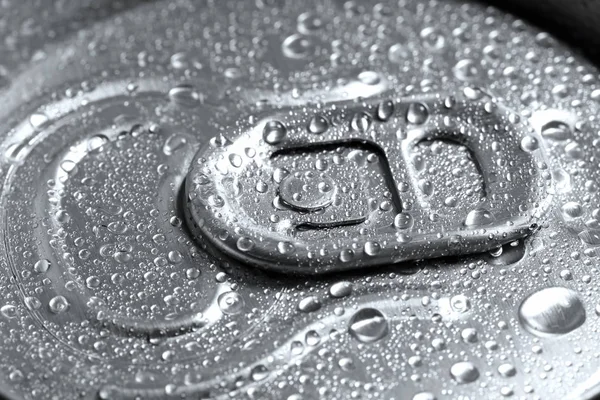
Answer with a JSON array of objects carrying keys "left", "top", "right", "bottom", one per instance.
[
  {"left": 0, "top": 1, "right": 599, "bottom": 400},
  {"left": 187, "top": 91, "right": 551, "bottom": 273}
]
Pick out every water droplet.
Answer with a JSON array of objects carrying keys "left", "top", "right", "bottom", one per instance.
[
  {"left": 277, "top": 241, "right": 295, "bottom": 254},
  {"left": 34, "top": 259, "right": 51, "bottom": 273},
  {"left": 282, "top": 34, "right": 315, "bottom": 59},
  {"left": 218, "top": 291, "right": 245, "bottom": 315},
  {"left": 163, "top": 134, "right": 189, "bottom": 155},
  {"left": 330, "top": 281, "right": 352, "bottom": 298},
  {"left": 60, "top": 160, "right": 77, "bottom": 174},
  {"left": 358, "top": 71, "right": 380, "bottom": 85},
  {"left": 453, "top": 59, "right": 480, "bottom": 81},
  {"left": 86, "top": 276, "right": 100, "bottom": 289},
  {"left": 29, "top": 112, "right": 49, "bottom": 129},
  {"left": 464, "top": 208, "right": 495, "bottom": 227},
  {"left": 236, "top": 237, "right": 255, "bottom": 252},
  {"left": 518, "top": 287, "right": 585, "bottom": 336},
  {"left": 413, "top": 393, "right": 437, "bottom": 400},
  {"left": 561, "top": 201, "right": 583, "bottom": 220},
  {"left": 565, "top": 142, "right": 584, "bottom": 160},
  {"left": 0, "top": 305, "right": 16, "bottom": 319},
  {"left": 388, "top": 43, "right": 409, "bottom": 63},
  {"left": 498, "top": 363, "right": 516, "bottom": 377},
  {"left": 339, "top": 249, "right": 355, "bottom": 263},
  {"left": 364, "top": 241, "right": 381, "bottom": 256},
  {"left": 521, "top": 135, "right": 539, "bottom": 152},
  {"left": 348, "top": 308, "right": 388, "bottom": 343},
  {"left": 406, "top": 103, "right": 429, "bottom": 125},
  {"left": 170, "top": 52, "right": 197, "bottom": 70},
  {"left": 394, "top": 213, "right": 413, "bottom": 229},
  {"left": 298, "top": 296, "right": 321, "bottom": 313},
  {"left": 552, "top": 84, "right": 569, "bottom": 98},
  {"left": 420, "top": 27, "right": 446, "bottom": 50},
  {"left": 229, "top": 153, "right": 243, "bottom": 168},
  {"left": 297, "top": 12, "right": 324, "bottom": 35},
  {"left": 486, "top": 241, "right": 526, "bottom": 265},
  {"left": 541, "top": 121, "right": 571, "bottom": 141},
  {"left": 307, "top": 115, "right": 329, "bottom": 134},
  {"left": 376, "top": 100, "right": 395, "bottom": 121},
  {"left": 552, "top": 168, "right": 572, "bottom": 193},
  {"left": 450, "top": 295, "right": 471, "bottom": 313},
  {"left": 579, "top": 229, "right": 600, "bottom": 246},
  {"left": 305, "top": 330, "right": 321, "bottom": 346},
  {"left": 279, "top": 171, "right": 336, "bottom": 211},
  {"left": 250, "top": 365, "right": 269, "bottom": 381},
  {"left": 87, "top": 134, "right": 109, "bottom": 153},
  {"left": 418, "top": 179, "right": 434, "bottom": 196},
  {"left": 338, "top": 357, "right": 355, "bottom": 371},
  {"left": 450, "top": 361, "right": 480, "bottom": 383},
  {"left": 263, "top": 121, "right": 287, "bottom": 145},
  {"left": 350, "top": 112, "right": 372, "bottom": 133},
  {"left": 48, "top": 296, "right": 69, "bottom": 314},
  {"left": 461, "top": 328, "right": 478, "bottom": 343},
  {"left": 24, "top": 297, "right": 41, "bottom": 311},
  {"left": 168, "top": 84, "right": 201, "bottom": 107}
]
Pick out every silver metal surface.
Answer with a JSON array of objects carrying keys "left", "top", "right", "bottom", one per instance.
[
  {"left": 0, "top": 0, "right": 598, "bottom": 399},
  {"left": 186, "top": 91, "right": 551, "bottom": 273}
]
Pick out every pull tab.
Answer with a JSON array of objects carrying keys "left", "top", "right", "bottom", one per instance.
[{"left": 185, "top": 89, "right": 552, "bottom": 274}]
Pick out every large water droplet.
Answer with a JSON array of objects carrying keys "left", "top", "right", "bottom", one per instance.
[
  {"left": 348, "top": 308, "right": 388, "bottom": 343},
  {"left": 263, "top": 121, "right": 287, "bottom": 145},
  {"left": 464, "top": 208, "right": 495, "bottom": 227},
  {"left": 307, "top": 115, "right": 329, "bottom": 134},
  {"left": 579, "top": 229, "right": 600, "bottom": 246},
  {"left": 236, "top": 237, "right": 255, "bottom": 252},
  {"left": 34, "top": 259, "right": 51, "bottom": 273},
  {"left": 394, "top": 213, "right": 413, "bottom": 230},
  {"left": 413, "top": 393, "right": 437, "bottom": 400},
  {"left": 561, "top": 201, "right": 583, "bottom": 220},
  {"left": 418, "top": 179, "right": 434, "bottom": 196},
  {"left": 168, "top": 84, "right": 201, "bottom": 107},
  {"left": 350, "top": 112, "right": 372, "bottom": 133},
  {"left": 450, "top": 361, "right": 479, "bottom": 383},
  {"left": 518, "top": 287, "right": 585, "bottom": 336},
  {"left": 163, "top": 134, "right": 189, "bottom": 156},
  {"left": 541, "top": 121, "right": 571, "bottom": 141},
  {"left": 297, "top": 12, "right": 324, "bottom": 35},
  {"left": 250, "top": 365, "right": 269, "bottom": 381},
  {"left": 357, "top": 71, "right": 380, "bottom": 85},
  {"left": 0, "top": 305, "right": 17, "bottom": 319},
  {"left": 498, "top": 363, "right": 517, "bottom": 377},
  {"left": 364, "top": 241, "right": 381, "bottom": 256},
  {"left": 520, "top": 135, "right": 539, "bottom": 152},
  {"left": 485, "top": 241, "right": 526, "bottom": 266},
  {"left": 376, "top": 100, "right": 395, "bottom": 121},
  {"left": 420, "top": 27, "right": 446, "bottom": 50},
  {"left": 388, "top": 43, "right": 409, "bottom": 63},
  {"left": 218, "top": 291, "right": 245, "bottom": 315},
  {"left": 406, "top": 103, "right": 429, "bottom": 125},
  {"left": 48, "top": 296, "right": 69, "bottom": 314},
  {"left": 330, "top": 281, "right": 352, "bottom": 298},
  {"left": 282, "top": 34, "right": 315, "bottom": 59},
  {"left": 29, "top": 112, "right": 49, "bottom": 129},
  {"left": 453, "top": 59, "right": 480, "bottom": 81},
  {"left": 298, "top": 296, "right": 321, "bottom": 313}
]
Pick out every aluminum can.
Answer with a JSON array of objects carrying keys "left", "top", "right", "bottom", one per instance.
[{"left": 0, "top": 1, "right": 599, "bottom": 399}]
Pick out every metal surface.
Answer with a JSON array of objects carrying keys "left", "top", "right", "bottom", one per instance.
[
  {"left": 0, "top": 0, "right": 598, "bottom": 399},
  {"left": 186, "top": 91, "right": 550, "bottom": 274}
]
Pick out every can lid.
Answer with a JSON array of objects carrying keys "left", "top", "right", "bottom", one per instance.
[
  {"left": 0, "top": 0, "right": 599, "bottom": 399},
  {"left": 185, "top": 90, "right": 552, "bottom": 274}
]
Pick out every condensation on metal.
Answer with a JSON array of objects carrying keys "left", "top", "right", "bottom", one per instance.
[{"left": 0, "top": 1, "right": 598, "bottom": 399}]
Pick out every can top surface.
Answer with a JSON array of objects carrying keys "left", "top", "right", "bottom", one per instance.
[{"left": 0, "top": 0, "right": 599, "bottom": 399}]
